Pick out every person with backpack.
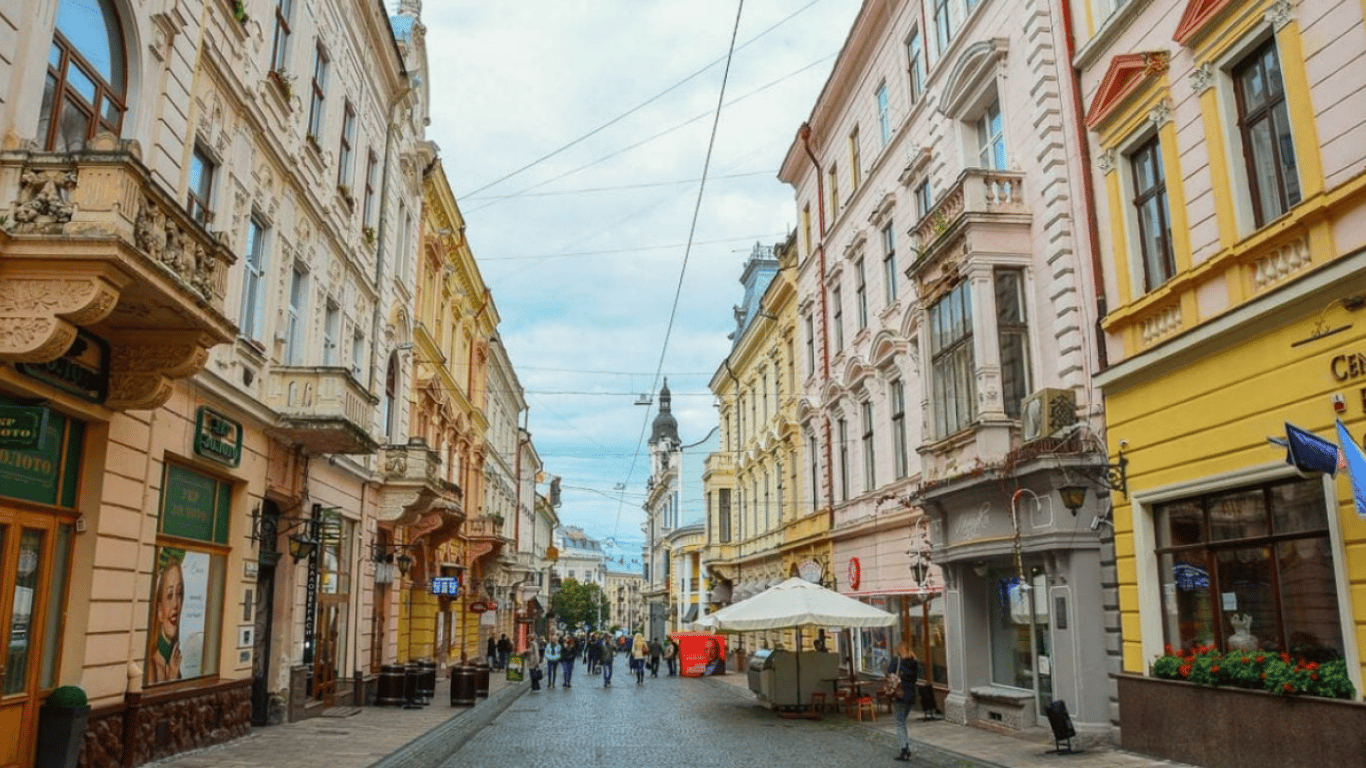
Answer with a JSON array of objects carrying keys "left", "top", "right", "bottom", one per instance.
[
  {"left": 544, "top": 634, "right": 562, "bottom": 688},
  {"left": 886, "top": 641, "right": 920, "bottom": 761}
]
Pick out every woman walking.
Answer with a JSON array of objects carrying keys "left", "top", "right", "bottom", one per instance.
[
  {"left": 561, "top": 634, "right": 579, "bottom": 688},
  {"left": 600, "top": 634, "right": 616, "bottom": 687},
  {"left": 526, "top": 636, "right": 543, "bottom": 691},
  {"left": 887, "top": 641, "right": 920, "bottom": 761},
  {"left": 630, "top": 633, "right": 649, "bottom": 684},
  {"left": 544, "top": 634, "right": 562, "bottom": 688}
]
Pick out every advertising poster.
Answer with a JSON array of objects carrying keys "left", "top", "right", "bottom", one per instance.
[
  {"left": 148, "top": 547, "right": 210, "bottom": 683},
  {"left": 676, "top": 633, "right": 726, "bottom": 677}
]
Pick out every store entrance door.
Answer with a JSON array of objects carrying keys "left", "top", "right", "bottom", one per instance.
[{"left": 0, "top": 510, "right": 73, "bottom": 768}]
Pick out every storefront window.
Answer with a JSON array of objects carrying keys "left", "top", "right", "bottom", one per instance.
[
  {"left": 859, "top": 597, "right": 892, "bottom": 673},
  {"left": 988, "top": 570, "right": 1048, "bottom": 690},
  {"left": 1155, "top": 477, "right": 1342, "bottom": 660},
  {"left": 147, "top": 463, "right": 230, "bottom": 684}
]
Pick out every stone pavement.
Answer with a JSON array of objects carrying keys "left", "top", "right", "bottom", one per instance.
[
  {"left": 709, "top": 672, "right": 1199, "bottom": 768},
  {"left": 140, "top": 669, "right": 1201, "bottom": 768}
]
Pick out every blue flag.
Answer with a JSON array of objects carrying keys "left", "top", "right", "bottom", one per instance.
[
  {"left": 1284, "top": 422, "right": 1339, "bottom": 476},
  {"left": 1335, "top": 420, "right": 1366, "bottom": 520}
]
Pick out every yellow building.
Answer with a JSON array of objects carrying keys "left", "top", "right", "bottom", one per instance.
[
  {"left": 1077, "top": 0, "right": 1366, "bottom": 762},
  {"left": 401, "top": 160, "right": 499, "bottom": 666}
]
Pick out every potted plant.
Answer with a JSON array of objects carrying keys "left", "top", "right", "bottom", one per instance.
[{"left": 36, "top": 685, "right": 90, "bottom": 768}]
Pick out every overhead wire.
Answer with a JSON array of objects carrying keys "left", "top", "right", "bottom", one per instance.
[{"left": 615, "top": 0, "right": 747, "bottom": 543}]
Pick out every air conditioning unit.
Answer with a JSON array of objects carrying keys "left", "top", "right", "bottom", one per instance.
[{"left": 1020, "top": 388, "right": 1077, "bottom": 442}]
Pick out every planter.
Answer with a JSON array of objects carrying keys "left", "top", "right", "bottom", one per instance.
[
  {"left": 35, "top": 703, "right": 90, "bottom": 768},
  {"left": 1118, "top": 674, "right": 1366, "bottom": 768}
]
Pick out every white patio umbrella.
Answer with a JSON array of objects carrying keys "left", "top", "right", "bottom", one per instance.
[{"left": 709, "top": 577, "right": 895, "bottom": 714}]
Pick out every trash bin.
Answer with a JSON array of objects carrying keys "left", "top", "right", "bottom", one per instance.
[
  {"left": 450, "top": 666, "right": 477, "bottom": 707},
  {"left": 376, "top": 665, "right": 406, "bottom": 706},
  {"left": 470, "top": 660, "right": 490, "bottom": 698},
  {"left": 416, "top": 659, "right": 437, "bottom": 700},
  {"left": 403, "top": 663, "right": 424, "bottom": 707}
]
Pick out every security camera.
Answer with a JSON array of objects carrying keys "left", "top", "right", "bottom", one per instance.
[
  {"left": 1119, "top": 439, "right": 1129, "bottom": 449},
  {"left": 1089, "top": 515, "right": 1102, "bottom": 532}
]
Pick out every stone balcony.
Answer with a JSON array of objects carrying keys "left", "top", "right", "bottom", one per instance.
[
  {"left": 908, "top": 168, "right": 1030, "bottom": 271},
  {"left": 265, "top": 366, "right": 378, "bottom": 454},
  {"left": 466, "top": 514, "right": 508, "bottom": 565},
  {"left": 375, "top": 439, "right": 462, "bottom": 522},
  {"left": 0, "top": 135, "right": 236, "bottom": 409}
]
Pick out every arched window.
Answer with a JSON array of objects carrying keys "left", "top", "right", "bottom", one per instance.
[
  {"left": 39, "top": 0, "right": 128, "bottom": 150},
  {"left": 381, "top": 352, "right": 398, "bottom": 442}
]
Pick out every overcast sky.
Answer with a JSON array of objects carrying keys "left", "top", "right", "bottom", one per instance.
[{"left": 420, "top": 0, "right": 863, "bottom": 559}]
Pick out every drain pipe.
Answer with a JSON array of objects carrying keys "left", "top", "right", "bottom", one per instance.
[{"left": 799, "top": 123, "right": 836, "bottom": 530}]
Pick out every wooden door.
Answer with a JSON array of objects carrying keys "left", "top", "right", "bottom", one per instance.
[
  {"left": 0, "top": 510, "right": 71, "bottom": 768},
  {"left": 313, "top": 599, "right": 341, "bottom": 706}
]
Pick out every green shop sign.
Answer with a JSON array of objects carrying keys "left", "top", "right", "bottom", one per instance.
[
  {"left": 15, "top": 329, "right": 110, "bottom": 403},
  {"left": 194, "top": 406, "right": 243, "bottom": 467},
  {"left": 160, "top": 463, "right": 231, "bottom": 545},
  {"left": 0, "top": 405, "right": 48, "bottom": 450}
]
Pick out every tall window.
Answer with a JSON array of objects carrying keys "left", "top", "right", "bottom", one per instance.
[
  {"left": 828, "top": 164, "right": 840, "bottom": 220},
  {"left": 855, "top": 259, "right": 868, "bottom": 330},
  {"left": 891, "top": 380, "right": 908, "bottom": 479},
  {"left": 1130, "top": 136, "right": 1175, "bottom": 292},
  {"left": 977, "top": 101, "right": 1006, "bottom": 169},
  {"left": 934, "top": 0, "right": 955, "bottom": 54},
  {"left": 882, "top": 224, "right": 897, "bottom": 303},
  {"left": 809, "top": 434, "right": 821, "bottom": 511},
  {"left": 832, "top": 285, "right": 844, "bottom": 352},
  {"left": 240, "top": 215, "right": 267, "bottom": 341},
  {"left": 187, "top": 145, "right": 216, "bottom": 225},
  {"left": 849, "top": 128, "right": 862, "bottom": 191},
  {"left": 382, "top": 352, "right": 398, "bottom": 442},
  {"left": 1234, "top": 39, "right": 1301, "bottom": 227},
  {"left": 907, "top": 28, "right": 925, "bottom": 103},
  {"left": 930, "top": 280, "right": 975, "bottom": 437},
  {"left": 352, "top": 329, "right": 364, "bottom": 376},
  {"left": 337, "top": 101, "right": 356, "bottom": 189},
  {"left": 805, "top": 314, "right": 816, "bottom": 376},
  {"left": 307, "top": 43, "right": 329, "bottom": 141},
  {"left": 323, "top": 301, "right": 339, "bottom": 365},
  {"left": 40, "top": 0, "right": 127, "bottom": 151},
  {"left": 1154, "top": 477, "right": 1343, "bottom": 659},
  {"left": 915, "top": 178, "right": 933, "bottom": 218},
  {"left": 995, "top": 269, "right": 1030, "bottom": 418},
  {"left": 286, "top": 265, "right": 307, "bottom": 364},
  {"left": 876, "top": 85, "right": 891, "bottom": 146},
  {"left": 718, "top": 488, "right": 732, "bottom": 543},
  {"left": 837, "top": 418, "right": 849, "bottom": 502},
  {"left": 861, "top": 401, "right": 875, "bottom": 492},
  {"left": 363, "top": 151, "right": 378, "bottom": 228},
  {"left": 270, "top": 0, "right": 293, "bottom": 73}
]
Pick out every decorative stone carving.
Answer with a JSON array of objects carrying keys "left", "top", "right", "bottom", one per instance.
[
  {"left": 1189, "top": 62, "right": 1215, "bottom": 94},
  {"left": 1149, "top": 99, "right": 1173, "bottom": 128},
  {"left": 12, "top": 167, "right": 78, "bottom": 233},
  {"left": 133, "top": 196, "right": 218, "bottom": 300},
  {"left": 1095, "top": 148, "right": 1117, "bottom": 174},
  {"left": 1265, "top": 0, "right": 1295, "bottom": 29},
  {"left": 0, "top": 277, "right": 119, "bottom": 360}
]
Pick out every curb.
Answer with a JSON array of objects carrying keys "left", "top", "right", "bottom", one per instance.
[{"left": 368, "top": 682, "right": 528, "bottom": 768}]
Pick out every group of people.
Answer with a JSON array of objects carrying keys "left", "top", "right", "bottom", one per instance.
[
  {"left": 485, "top": 633, "right": 513, "bottom": 671},
  {"left": 515, "top": 631, "right": 679, "bottom": 690}
]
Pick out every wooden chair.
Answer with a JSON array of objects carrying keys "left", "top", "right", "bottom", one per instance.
[
  {"left": 809, "top": 691, "right": 828, "bottom": 713},
  {"left": 853, "top": 695, "right": 877, "bottom": 721}
]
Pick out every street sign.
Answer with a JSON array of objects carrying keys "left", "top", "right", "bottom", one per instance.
[{"left": 430, "top": 576, "right": 460, "bottom": 596}]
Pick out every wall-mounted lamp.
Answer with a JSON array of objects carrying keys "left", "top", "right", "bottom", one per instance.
[
  {"left": 371, "top": 541, "right": 416, "bottom": 576},
  {"left": 249, "top": 503, "right": 321, "bottom": 563},
  {"left": 1058, "top": 450, "right": 1130, "bottom": 515},
  {"left": 1058, "top": 485, "right": 1089, "bottom": 516}
]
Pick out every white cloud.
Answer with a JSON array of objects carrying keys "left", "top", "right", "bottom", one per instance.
[{"left": 420, "top": 0, "right": 862, "bottom": 542}]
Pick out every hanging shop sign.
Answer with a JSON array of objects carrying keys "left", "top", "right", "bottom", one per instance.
[
  {"left": 847, "top": 557, "right": 862, "bottom": 591},
  {"left": 0, "top": 405, "right": 47, "bottom": 450},
  {"left": 798, "top": 559, "right": 822, "bottom": 584},
  {"left": 193, "top": 406, "right": 243, "bottom": 467},
  {"left": 468, "top": 601, "right": 489, "bottom": 613},
  {"left": 16, "top": 329, "right": 109, "bottom": 403}
]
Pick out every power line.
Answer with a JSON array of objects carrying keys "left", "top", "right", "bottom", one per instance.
[
  {"left": 476, "top": 233, "right": 783, "bottom": 262},
  {"left": 464, "top": 171, "right": 771, "bottom": 201},
  {"left": 457, "top": 0, "right": 828, "bottom": 200}
]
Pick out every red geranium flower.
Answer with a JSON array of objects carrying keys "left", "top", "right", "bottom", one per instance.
[
  {"left": 1211, "top": 665, "right": 1221, "bottom": 674},
  {"left": 1241, "top": 657, "right": 1252, "bottom": 664},
  {"left": 1308, "top": 662, "right": 1319, "bottom": 671},
  {"left": 1179, "top": 665, "right": 1192, "bottom": 678},
  {"left": 1280, "top": 653, "right": 1291, "bottom": 663},
  {"left": 1283, "top": 683, "right": 1294, "bottom": 693}
]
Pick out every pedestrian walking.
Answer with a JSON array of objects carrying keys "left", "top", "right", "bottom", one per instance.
[
  {"left": 587, "top": 631, "right": 602, "bottom": 675},
  {"left": 600, "top": 634, "right": 616, "bottom": 687},
  {"left": 496, "top": 633, "right": 512, "bottom": 671},
  {"left": 648, "top": 637, "right": 662, "bottom": 677},
  {"left": 526, "top": 636, "right": 543, "bottom": 691},
  {"left": 561, "top": 634, "right": 579, "bottom": 688},
  {"left": 664, "top": 637, "right": 678, "bottom": 676},
  {"left": 630, "top": 633, "right": 649, "bottom": 684},
  {"left": 886, "top": 641, "right": 920, "bottom": 762},
  {"left": 545, "top": 634, "right": 562, "bottom": 688},
  {"left": 486, "top": 635, "right": 497, "bottom": 669}
]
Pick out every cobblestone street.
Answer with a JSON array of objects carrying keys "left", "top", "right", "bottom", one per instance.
[{"left": 446, "top": 673, "right": 983, "bottom": 768}]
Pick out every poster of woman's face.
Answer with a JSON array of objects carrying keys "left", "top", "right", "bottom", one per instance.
[{"left": 148, "top": 547, "right": 209, "bottom": 683}]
